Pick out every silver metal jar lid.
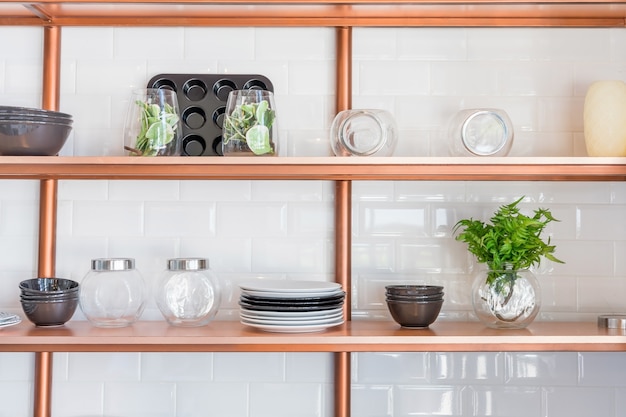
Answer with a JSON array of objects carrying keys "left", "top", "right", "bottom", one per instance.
[
  {"left": 461, "top": 110, "right": 509, "bottom": 156},
  {"left": 597, "top": 314, "right": 626, "bottom": 329},
  {"left": 91, "top": 258, "right": 135, "bottom": 271},
  {"left": 167, "top": 258, "right": 208, "bottom": 271}
]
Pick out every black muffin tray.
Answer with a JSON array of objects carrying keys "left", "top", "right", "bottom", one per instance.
[{"left": 147, "top": 73, "right": 274, "bottom": 156}]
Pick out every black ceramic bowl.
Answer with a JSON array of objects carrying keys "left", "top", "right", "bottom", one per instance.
[
  {"left": 386, "top": 293, "right": 444, "bottom": 302},
  {"left": 386, "top": 298, "right": 444, "bottom": 328},
  {"left": 0, "top": 120, "right": 72, "bottom": 156},
  {"left": 385, "top": 285, "right": 444, "bottom": 296},
  {"left": 19, "top": 277, "right": 79, "bottom": 294},
  {"left": 20, "top": 297, "right": 78, "bottom": 326}
]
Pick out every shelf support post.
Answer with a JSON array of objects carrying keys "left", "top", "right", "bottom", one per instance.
[
  {"left": 34, "top": 24, "right": 62, "bottom": 417},
  {"left": 334, "top": 25, "right": 352, "bottom": 417}
]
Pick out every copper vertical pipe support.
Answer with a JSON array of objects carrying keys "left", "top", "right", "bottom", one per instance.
[
  {"left": 335, "top": 26, "right": 352, "bottom": 112},
  {"left": 334, "top": 25, "right": 353, "bottom": 417},
  {"left": 333, "top": 180, "right": 351, "bottom": 417},
  {"left": 34, "top": 25, "right": 62, "bottom": 417}
]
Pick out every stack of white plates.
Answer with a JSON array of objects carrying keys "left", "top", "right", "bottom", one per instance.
[
  {"left": 0, "top": 311, "right": 21, "bottom": 329},
  {"left": 239, "top": 280, "right": 345, "bottom": 333}
]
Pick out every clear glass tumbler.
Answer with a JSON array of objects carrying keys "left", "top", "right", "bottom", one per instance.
[
  {"left": 124, "top": 88, "right": 182, "bottom": 156},
  {"left": 330, "top": 109, "right": 398, "bottom": 157},
  {"left": 222, "top": 90, "right": 278, "bottom": 156}
]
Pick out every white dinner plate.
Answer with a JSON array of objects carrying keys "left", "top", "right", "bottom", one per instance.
[
  {"left": 241, "top": 288, "right": 344, "bottom": 299},
  {"left": 240, "top": 317, "right": 344, "bottom": 333},
  {"left": 239, "top": 279, "right": 341, "bottom": 294},
  {"left": 240, "top": 306, "right": 344, "bottom": 318},
  {"left": 240, "top": 310, "right": 344, "bottom": 323},
  {"left": 240, "top": 317, "right": 344, "bottom": 326}
]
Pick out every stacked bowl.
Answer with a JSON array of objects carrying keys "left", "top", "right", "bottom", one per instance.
[
  {"left": 19, "top": 278, "right": 79, "bottom": 326},
  {"left": 385, "top": 285, "right": 444, "bottom": 328},
  {"left": 0, "top": 105, "right": 73, "bottom": 155}
]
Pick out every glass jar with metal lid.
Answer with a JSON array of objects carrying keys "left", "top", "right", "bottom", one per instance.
[
  {"left": 155, "top": 257, "right": 221, "bottom": 327},
  {"left": 447, "top": 108, "right": 514, "bottom": 157},
  {"left": 79, "top": 258, "right": 147, "bottom": 328}
]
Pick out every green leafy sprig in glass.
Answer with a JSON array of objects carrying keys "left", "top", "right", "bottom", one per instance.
[
  {"left": 222, "top": 100, "right": 275, "bottom": 155},
  {"left": 129, "top": 100, "right": 180, "bottom": 157},
  {"left": 453, "top": 197, "right": 564, "bottom": 291}
]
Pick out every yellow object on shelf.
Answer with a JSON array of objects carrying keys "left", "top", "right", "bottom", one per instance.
[{"left": 584, "top": 80, "right": 626, "bottom": 157}]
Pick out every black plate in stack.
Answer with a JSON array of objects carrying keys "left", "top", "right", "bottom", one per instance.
[{"left": 238, "top": 280, "right": 345, "bottom": 333}]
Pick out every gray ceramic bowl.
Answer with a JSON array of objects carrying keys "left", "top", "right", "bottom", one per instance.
[
  {"left": 385, "top": 285, "right": 444, "bottom": 296},
  {"left": 0, "top": 105, "right": 73, "bottom": 119},
  {"left": 20, "top": 293, "right": 79, "bottom": 302},
  {"left": 20, "top": 297, "right": 78, "bottom": 326},
  {"left": 0, "top": 120, "right": 72, "bottom": 156},
  {"left": 19, "top": 277, "right": 79, "bottom": 294},
  {"left": 386, "top": 299, "right": 444, "bottom": 328},
  {"left": 386, "top": 293, "right": 444, "bottom": 302}
]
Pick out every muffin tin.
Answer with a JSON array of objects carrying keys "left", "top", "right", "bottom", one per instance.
[{"left": 147, "top": 73, "right": 274, "bottom": 156}]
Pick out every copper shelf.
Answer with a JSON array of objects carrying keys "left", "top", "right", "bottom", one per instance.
[
  {"left": 0, "top": 0, "right": 626, "bottom": 27},
  {"left": 1, "top": 321, "right": 625, "bottom": 352},
  {"left": 0, "top": 156, "right": 625, "bottom": 181}
]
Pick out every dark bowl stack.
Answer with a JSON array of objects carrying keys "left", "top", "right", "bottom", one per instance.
[
  {"left": 385, "top": 285, "right": 444, "bottom": 328},
  {"left": 0, "top": 106, "right": 73, "bottom": 155},
  {"left": 19, "top": 278, "right": 79, "bottom": 326}
]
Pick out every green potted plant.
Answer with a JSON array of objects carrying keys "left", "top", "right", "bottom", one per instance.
[{"left": 453, "top": 197, "right": 564, "bottom": 329}]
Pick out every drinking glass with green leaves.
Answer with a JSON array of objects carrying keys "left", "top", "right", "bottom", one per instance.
[
  {"left": 124, "top": 88, "right": 182, "bottom": 157},
  {"left": 222, "top": 90, "right": 277, "bottom": 156}
]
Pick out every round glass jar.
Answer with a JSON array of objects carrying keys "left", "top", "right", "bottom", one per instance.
[
  {"left": 79, "top": 258, "right": 147, "bottom": 328},
  {"left": 155, "top": 258, "right": 221, "bottom": 327},
  {"left": 330, "top": 109, "right": 398, "bottom": 157},
  {"left": 447, "top": 108, "right": 513, "bottom": 157}
]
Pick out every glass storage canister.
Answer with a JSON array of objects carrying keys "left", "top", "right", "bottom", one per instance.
[
  {"left": 447, "top": 108, "right": 514, "bottom": 157},
  {"left": 155, "top": 258, "right": 221, "bottom": 327},
  {"left": 330, "top": 109, "right": 398, "bottom": 157},
  {"left": 79, "top": 258, "right": 147, "bottom": 328}
]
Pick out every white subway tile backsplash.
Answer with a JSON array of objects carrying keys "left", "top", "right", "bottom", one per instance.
[
  {"left": 579, "top": 352, "right": 626, "bottom": 386},
  {"left": 0, "top": 353, "right": 33, "bottom": 380},
  {"left": 505, "top": 352, "right": 578, "bottom": 386},
  {"left": 0, "top": 381, "right": 32, "bottom": 416},
  {"left": 251, "top": 237, "right": 329, "bottom": 273},
  {"left": 52, "top": 381, "right": 104, "bottom": 417},
  {"left": 141, "top": 352, "right": 213, "bottom": 381},
  {"left": 114, "top": 28, "right": 185, "bottom": 60},
  {"left": 4, "top": 24, "right": 626, "bottom": 417},
  {"left": 358, "top": 61, "right": 430, "bottom": 96},
  {"left": 68, "top": 353, "right": 141, "bottom": 381},
  {"left": 184, "top": 27, "right": 256, "bottom": 60},
  {"left": 544, "top": 387, "right": 614, "bottom": 417},
  {"left": 255, "top": 28, "right": 335, "bottom": 61},
  {"left": 109, "top": 180, "right": 180, "bottom": 201},
  {"left": 72, "top": 200, "right": 144, "bottom": 236},
  {"left": 395, "top": 385, "right": 464, "bottom": 416},
  {"left": 285, "top": 353, "right": 334, "bottom": 382},
  {"left": 357, "top": 203, "right": 428, "bottom": 237},
  {"left": 353, "top": 28, "right": 398, "bottom": 60},
  {"left": 104, "top": 381, "right": 176, "bottom": 417},
  {"left": 432, "top": 352, "right": 503, "bottom": 384},
  {"left": 213, "top": 353, "right": 285, "bottom": 382},
  {"left": 397, "top": 28, "right": 467, "bottom": 61},
  {"left": 145, "top": 201, "right": 216, "bottom": 237},
  {"left": 249, "top": 382, "right": 324, "bottom": 417},
  {"left": 176, "top": 382, "right": 249, "bottom": 417},
  {"left": 469, "top": 386, "right": 542, "bottom": 417},
  {"left": 351, "top": 385, "right": 394, "bottom": 417},
  {"left": 354, "top": 352, "right": 429, "bottom": 383},
  {"left": 180, "top": 180, "right": 252, "bottom": 202}
]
